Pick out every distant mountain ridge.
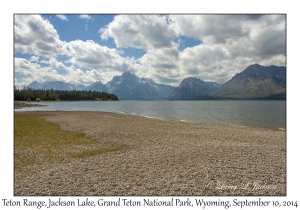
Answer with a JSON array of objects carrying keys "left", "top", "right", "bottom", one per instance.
[
  {"left": 28, "top": 71, "right": 175, "bottom": 100},
  {"left": 28, "top": 81, "right": 85, "bottom": 90},
  {"left": 26, "top": 64, "right": 286, "bottom": 100},
  {"left": 172, "top": 77, "right": 222, "bottom": 99},
  {"left": 86, "top": 81, "right": 107, "bottom": 92},
  {"left": 105, "top": 71, "right": 175, "bottom": 100},
  {"left": 210, "top": 64, "right": 286, "bottom": 99}
]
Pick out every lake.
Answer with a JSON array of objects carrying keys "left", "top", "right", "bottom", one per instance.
[{"left": 15, "top": 100, "right": 286, "bottom": 130}]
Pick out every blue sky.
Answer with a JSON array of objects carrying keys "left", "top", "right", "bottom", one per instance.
[{"left": 14, "top": 14, "right": 286, "bottom": 88}]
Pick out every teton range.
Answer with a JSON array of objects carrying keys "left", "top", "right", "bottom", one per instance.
[{"left": 28, "top": 64, "right": 286, "bottom": 100}]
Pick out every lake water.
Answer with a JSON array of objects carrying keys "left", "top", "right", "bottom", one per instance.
[{"left": 15, "top": 100, "right": 286, "bottom": 130}]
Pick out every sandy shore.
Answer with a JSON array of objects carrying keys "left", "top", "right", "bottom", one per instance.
[{"left": 14, "top": 111, "right": 286, "bottom": 196}]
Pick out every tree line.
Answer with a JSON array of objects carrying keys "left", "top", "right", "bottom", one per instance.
[{"left": 14, "top": 87, "right": 119, "bottom": 101}]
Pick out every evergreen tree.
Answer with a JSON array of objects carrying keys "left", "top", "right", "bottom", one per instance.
[{"left": 14, "top": 88, "right": 118, "bottom": 101}]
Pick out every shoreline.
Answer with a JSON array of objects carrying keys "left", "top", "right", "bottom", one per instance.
[
  {"left": 14, "top": 109, "right": 285, "bottom": 131},
  {"left": 14, "top": 111, "right": 286, "bottom": 196},
  {"left": 14, "top": 101, "right": 47, "bottom": 109}
]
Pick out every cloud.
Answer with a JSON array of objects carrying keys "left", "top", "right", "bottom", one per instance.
[
  {"left": 99, "top": 15, "right": 176, "bottom": 50},
  {"left": 248, "top": 15, "right": 286, "bottom": 59},
  {"left": 165, "top": 14, "right": 286, "bottom": 83},
  {"left": 138, "top": 47, "right": 181, "bottom": 84},
  {"left": 49, "top": 57, "right": 66, "bottom": 69},
  {"left": 85, "top": 24, "right": 88, "bottom": 30},
  {"left": 168, "top": 15, "right": 285, "bottom": 56},
  {"left": 56, "top": 15, "right": 68, "bottom": 21},
  {"left": 14, "top": 15, "right": 67, "bottom": 56},
  {"left": 66, "top": 39, "right": 142, "bottom": 73},
  {"left": 29, "top": 55, "right": 39, "bottom": 62},
  {"left": 99, "top": 26, "right": 109, "bottom": 40},
  {"left": 79, "top": 15, "right": 93, "bottom": 21},
  {"left": 14, "top": 14, "right": 286, "bottom": 87},
  {"left": 96, "top": 14, "right": 285, "bottom": 85},
  {"left": 14, "top": 57, "right": 114, "bottom": 88},
  {"left": 14, "top": 57, "right": 64, "bottom": 87},
  {"left": 169, "top": 15, "right": 250, "bottom": 44},
  {"left": 137, "top": 15, "right": 285, "bottom": 85}
]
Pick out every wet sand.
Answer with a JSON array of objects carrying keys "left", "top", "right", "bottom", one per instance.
[{"left": 14, "top": 111, "right": 286, "bottom": 196}]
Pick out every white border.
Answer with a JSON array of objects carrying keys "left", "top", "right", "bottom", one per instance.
[{"left": 3, "top": 1, "right": 299, "bottom": 209}]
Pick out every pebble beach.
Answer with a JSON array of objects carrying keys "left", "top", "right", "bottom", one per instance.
[{"left": 14, "top": 111, "right": 286, "bottom": 196}]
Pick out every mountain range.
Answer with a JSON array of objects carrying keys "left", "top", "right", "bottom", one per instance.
[
  {"left": 96, "top": 71, "right": 175, "bottom": 100},
  {"left": 28, "top": 81, "right": 85, "bottom": 91},
  {"left": 172, "top": 78, "right": 222, "bottom": 99},
  {"left": 26, "top": 64, "right": 286, "bottom": 100},
  {"left": 210, "top": 64, "right": 286, "bottom": 99}
]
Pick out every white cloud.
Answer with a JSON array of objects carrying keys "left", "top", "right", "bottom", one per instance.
[
  {"left": 169, "top": 15, "right": 254, "bottom": 44},
  {"left": 14, "top": 57, "right": 64, "bottom": 87},
  {"left": 14, "top": 57, "right": 116, "bottom": 88},
  {"left": 29, "top": 55, "right": 39, "bottom": 62},
  {"left": 138, "top": 47, "right": 180, "bottom": 84},
  {"left": 66, "top": 39, "right": 137, "bottom": 72},
  {"left": 177, "top": 44, "right": 234, "bottom": 84},
  {"left": 14, "top": 14, "right": 286, "bottom": 87},
  {"left": 79, "top": 15, "right": 93, "bottom": 21},
  {"left": 99, "top": 15, "right": 176, "bottom": 50},
  {"left": 154, "top": 14, "right": 286, "bottom": 84},
  {"left": 49, "top": 57, "right": 66, "bottom": 69},
  {"left": 40, "top": 59, "right": 49, "bottom": 64},
  {"left": 168, "top": 15, "right": 285, "bottom": 59},
  {"left": 99, "top": 26, "right": 109, "bottom": 40},
  {"left": 14, "top": 15, "right": 67, "bottom": 56},
  {"left": 85, "top": 24, "right": 88, "bottom": 30},
  {"left": 117, "top": 49, "right": 124, "bottom": 55},
  {"left": 56, "top": 15, "right": 68, "bottom": 21},
  {"left": 96, "top": 15, "right": 284, "bottom": 85}
]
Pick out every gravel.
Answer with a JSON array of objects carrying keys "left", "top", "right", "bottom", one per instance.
[{"left": 14, "top": 111, "right": 286, "bottom": 196}]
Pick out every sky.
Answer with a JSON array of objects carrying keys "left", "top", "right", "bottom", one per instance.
[{"left": 14, "top": 14, "right": 286, "bottom": 88}]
